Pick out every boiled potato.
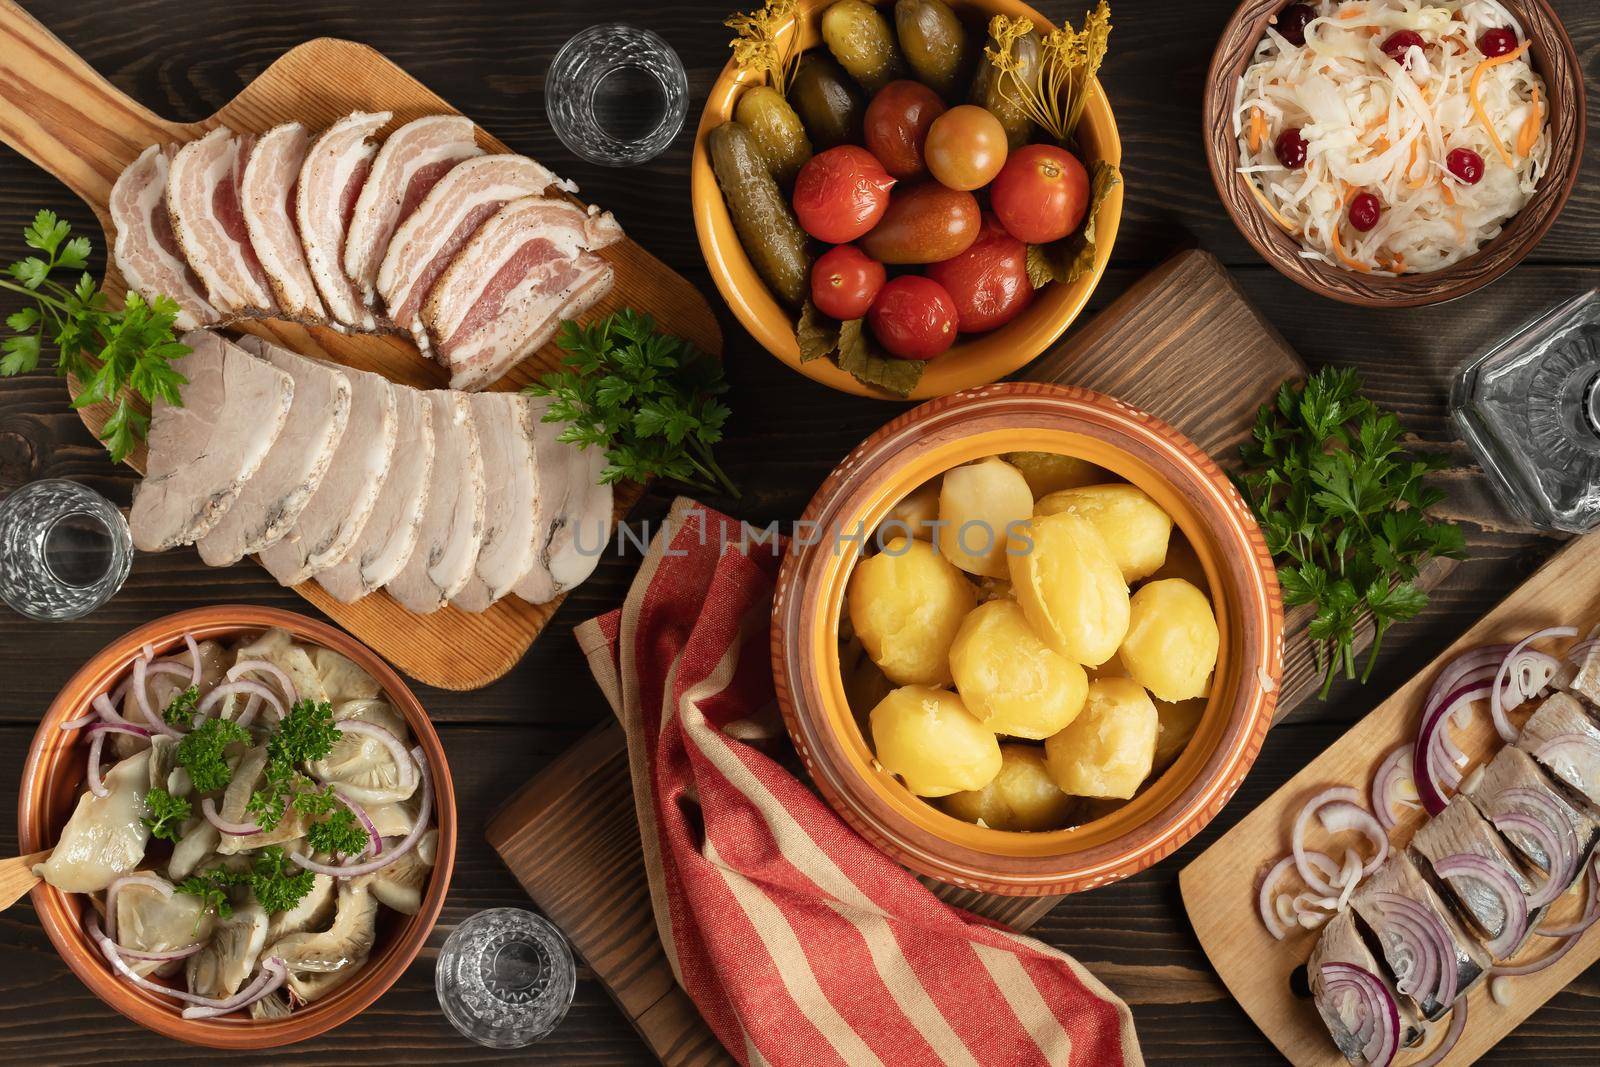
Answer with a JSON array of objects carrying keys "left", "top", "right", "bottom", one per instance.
[
  {"left": 1044, "top": 677, "right": 1158, "bottom": 799},
  {"left": 1007, "top": 512, "right": 1129, "bottom": 667},
  {"left": 878, "top": 479, "right": 941, "bottom": 543},
  {"left": 1149, "top": 533, "right": 1208, "bottom": 591},
  {"left": 1153, "top": 697, "right": 1205, "bottom": 773},
  {"left": 870, "top": 686, "right": 1002, "bottom": 797},
  {"left": 949, "top": 600, "right": 1087, "bottom": 739},
  {"left": 937, "top": 457, "right": 1034, "bottom": 578},
  {"left": 1087, "top": 650, "right": 1128, "bottom": 681},
  {"left": 1119, "top": 579, "right": 1219, "bottom": 702},
  {"left": 847, "top": 536, "right": 976, "bottom": 686},
  {"left": 1034, "top": 484, "right": 1173, "bottom": 584},
  {"left": 1005, "top": 451, "right": 1106, "bottom": 497},
  {"left": 940, "top": 745, "right": 1076, "bottom": 831}
]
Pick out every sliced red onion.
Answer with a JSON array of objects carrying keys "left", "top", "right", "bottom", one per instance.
[
  {"left": 330, "top": 720, "right": 418, "bottom": 794},
  {"left": 1565, "top": 638, "right": 1599, "bottom": 665},
  {"left": 60, "top": 710, "right": 99, "bottom": 730},
  {"left": 181, "top": 633, "right": 201, "bottom": 686},
  {"left": 1319, "top": 801, "right": 1389, "bottom": 878},
  {"left": 180, "top": 956, "right": 288, "bottom": 1020},
  {"left": 1371, "top": 891, "right": 1456, "bottom": 1007},
  {"left": 87, "top": 911, "right": 283, "bottom": 1012},
  {"left": 1259, "top": 855, "right": 1296, "bottom": 940},
  {"left": 131, "top": 653, "right": 182, "bottom": 739},
  {"left": 1318, "top": 962, "right": 1400, "bottom": 1067},
  {"left": 1536, "top": 855, "right": 1600, "bottom": 938},
  {"left": 1493, "top": 799, "right": 1576, "bottom": 908},
  {"left": 227, "top": 660, "right": 297, "bottom": 709},
  {"left": 1492, "top": 627, "right": 1577, "bottom": 742},
  {"left": 201, "top": 797, "right": 261, "bottom": 837},
  {"left": 196, "top": 679, "right": 282, "bottom": 728},
  {"left": 112, "top": 941, "right": 206, "bottom": 963},
  {"left": 1433, "top": 852, "right": 1528, "bottom": 958},
  {"left": 1294, "top": 787, "right": 1367, "bottom": 894},
  {"left": 1371, "top": 745, "right": 1419, "bottom": 831},
  {"left": 87, "top": 721, "right": 152, "bottom": 740},
  {"left": 1423, "top": 645, "right": 1508, "bottom": 713},
  {"left": 106, "top": 872, "right": 173, "bottom": 944},
  {"left": 92, "top": 692, "right": 129, "bottom": 726},
  {"left": 1535, "top": 731, "right": 1600, "bottom": 768},
  {"left": 86, "top": 732, "right": 109, "bottom": 799},
  {"left": 1415, "top": 678, "right": 1493, "bottom": 814},
  {"left": 334, "top": 789, "right": 381, "bottom": 858},
  {"left": 1411, "top": 999, "right": 1466, "bottom": 1067},
  {"left": 291, "top": 747, "right": 430, "bottom": 878}
]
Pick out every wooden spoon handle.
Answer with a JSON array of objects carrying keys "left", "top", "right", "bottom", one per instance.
[
  {"left": 0, "top": 850, "right": 51, "bottom": 912},
  {"left": 0, "top": 0, "right": 180, "bottom": 214}
]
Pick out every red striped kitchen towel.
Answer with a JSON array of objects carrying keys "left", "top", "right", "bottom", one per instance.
[{"left": 574, "top": 498, "right": 1142, "bottom": 1067}]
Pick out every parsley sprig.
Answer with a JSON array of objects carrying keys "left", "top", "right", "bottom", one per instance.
[
  {"left": 162, "top": 685, "right": 200, "bottom": 728},
  {"left": 305, "top": 806, "right": 369, "bottom": 856},
  {"left": 1236, "top": 368, "right": 1466, "bottom": 697},
  {"left": 1, "top": 210, "right": 189, "bottom": 462},
  {"left": 175, "top": 718, "right": 249, "bottom": 793},
  {"left": 175, "top": 846, "right": 316, "bottom": 920},
  {"left": 247, "top": 699, "right": 340, "bottom": 831},
  {"left": 141, "top": 787, "right": 191, "bottom": 842},
  {"left": 527, "top": 310, "right": 738, "bottom": 498}
]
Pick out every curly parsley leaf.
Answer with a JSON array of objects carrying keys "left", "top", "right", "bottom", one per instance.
[
  {"left": 247, "top": 846, "right": 316, "bottom": 915},
  {"left": 305, "top": 805, "right": 369, "bottom": 857},
  {"left": 161, "top": 685, "right": 200, "bottom": 728},
  {"left": 141, "top": 787, "right": 191, "bottom": 842},
  {"left": 175, "top": 718, "right": 249, "bottom": 793},
  {"left": 175, "top": 868, "right": 243, "bottom": 921}
]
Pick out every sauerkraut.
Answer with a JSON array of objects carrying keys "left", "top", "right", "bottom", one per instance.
[{"left": 1234, "top": 0, "right": 1549, "bottom": 275}]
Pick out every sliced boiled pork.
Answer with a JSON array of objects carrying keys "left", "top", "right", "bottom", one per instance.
[
  {"left": 422, "top": 196, "right": 622, "bottom": 391},
  {"left": 241, "top": 123, "right": 327, "bottom": 321},
  {"left": 511, "top": 395, "right": 612, "bottom": 606},
  {"left": 375, "top": 154, "right": 561, "bottom": 347},
  {"left": 238, "top": 338, "right": 398, "bottom": 586},
  {"left": 297, "top": 111, "right": 390, "bottom": 329},
  {"left": 343, "top": 115, "right": 482, "bottom": 307},
  {"left": 167, "top": 128, "right": 278, "bottom": 315},
  {"left": 317, "top": 387, "right": 436, "bottom": 603},
  {"left": 451, "top": 393, "right": 539, "bottom": 612},
  {"left": 109, "top": 144, "right": 218, "bottom": 330},
  {"left": 195, "top": 345, "right": 351, "bottom": 566},
  {"left": 385, "top": 392, "right": 485, "bottom": 613},
  {"left": 129, "top": 331, "right": 293, "bottom": 552}
]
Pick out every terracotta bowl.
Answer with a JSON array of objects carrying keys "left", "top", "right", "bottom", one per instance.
[
  {"left": 772, "top": 383, "right": 1283, "bottom": 895},
  {"left": 1204, "top": 0, "right": 1583, "bottom": 307},
  {"left": 17, "top": 605, "right": 456, "bottom": 1049},
  {"left": 691, "top": 0, "right": 1124, "bottom": 399}
]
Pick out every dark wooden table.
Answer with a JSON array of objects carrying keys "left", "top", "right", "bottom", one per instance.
[{"left": 1, "top": 0, "right": 1596, "bottom": 1062}]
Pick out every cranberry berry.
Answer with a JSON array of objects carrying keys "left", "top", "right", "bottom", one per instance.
[
  {"left": 1447, "top": 147, "right": 1485, "bottom": 185},
  {"left": 1275, "top": 128, "right": 1309, "bottom": 169},
  {"left": 1478, "top": 27, "right": 1518, "bottom": 57},
  {"left": 1277, "top": 4, "right": 1317, "bottom": 48},
  {"left": 1380, "top": 30, "right": 1426, "bottom": 65},
  {"left": 1347, "top": 193, "right": 1382, "bottom": 233}
]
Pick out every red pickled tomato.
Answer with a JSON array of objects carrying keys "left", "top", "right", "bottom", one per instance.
[
  {"left": 1380, "top": 30, "right": 1425, "bottom": 65},
  {"left": 792, "top": 146, "right": 896, "bottom": 244},
  {"left": 868, "top": 276, "right": 959, "bottom": 361},
  {"left": 1446, "top": 148, "right": 1485, "bottom": 185},
  {"left": 925, "top": 214, "right": 1034, "bottom": 333},
  {"left": 810, "top": 244, "right": 886, "bottom": 321},
  {"left": 1479, "top": 27, "right": 1518, "bottom": 57},
  {"left": 1347, "top": 192, "right": 1382, "bottom": 232},
  {"left": 1275, "top": 128, "right": 1309, "bottom": 169}
]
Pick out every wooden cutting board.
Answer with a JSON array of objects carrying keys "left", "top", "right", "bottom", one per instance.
[
  {"left": 1181, "top": 535, "right": 1600, "bottom": 1067},
  {"left": 489, "top": 250, "right": 1458, "bottom": 1065},
  {"left": 0, "top": 1, "right": 721, "bottom": 690}
]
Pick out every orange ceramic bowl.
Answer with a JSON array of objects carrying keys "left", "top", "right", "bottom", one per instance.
[
  {"left": 17, "top": 606, "right": 456, "bottom": 1048},
  {"left": 691, "top": 0, "right": 1124, "bottom": 399},
  {"left": 772, "top": 384, "right": 1283, "bottom": 895}
]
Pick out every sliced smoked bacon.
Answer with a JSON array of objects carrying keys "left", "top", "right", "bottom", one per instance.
[
  {"left": 109, "top": 145, "right": 218, "bottom": 331},
  {"left": 167, "top": 128, "right": 278, "bottom": 316},
  {"left": 375, "top": 154, "right": 561, "bottom": 348},
  {"left": 241, "top": 123, "right": 327, "bottom": 321},
  {"left": 297, "top": 111, "right": 390, "bottom": 329},
  {"left": 343, "top": 115, "right": 482, "bottom": 307},
  {"left": 422, "top": 196, "right": 622, "bottom": 391}
]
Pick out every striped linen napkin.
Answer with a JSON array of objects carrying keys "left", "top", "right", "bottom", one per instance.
[{"left": 574, "top": 498, "right": 1143, "bottom": 1067}]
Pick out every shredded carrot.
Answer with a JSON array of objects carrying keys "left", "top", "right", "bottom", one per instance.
[
  {"left": 1389, "top": 254, "right": 1406, "bottom": 273},
  {"left": 1338, "top": 4, "right": 1365, "bottom": 18},
  {"left": 1441, "top": 181, "right": 1456, "bottom": 205},
  {"left": 1517, "top": 84, "right": 1543, "bottom": 157},
  {"left": 1246, "top": 179, "right": 1299, "bottom": 235},
  {"left": 1470, "top": 41, "right": 1531, "bottom": 167},
  {"left": 1405, "top": 142, "right": 1430, "bottom": 189},
  {"left": 1249, "top": 107, "right": 1267, "bottom": 153},
  {"left": 1332, "top": 188, "right": 1373, "bottom": 272}
]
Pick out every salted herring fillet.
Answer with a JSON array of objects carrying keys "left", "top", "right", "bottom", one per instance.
[
  {"left": 317, "top": 387, "right": 435, "bottom": 603},
  {"left": 451, "top": 392, "right": 539, "bottom": 612},
  {"left": 511, "top": 395, "right": 612, "bottom": 606},
  {"left": 375, "top": 154, "right": 563, "bottom": 347},
  {"left": 109, "top": 144, "right": 218, "bottom": 331},
  {"left": 297, "top": 111, "right": 390, "bottom": 329},
  {"left": 241, "top": 123, "right": 327, "bottom": 321},
  {"left": 384, "top": 392, "right": 484, "bottom": 613},
  {"left": 196, "top": 344, "right": 351, "bottom": 566},
  {"left": 343, "top": 115, "right": 482, "bottom": 307},
  {"left": 167, "top": 128, "right": 278, "bottom": 315},
  {"left": 235, "top": 338, "right": 398, "bottom": 586},
  {"left": 423, "top": 196, "right": 621, "bottom": 390},
  {"left": 129, "top": 331, "right": 293, "bottom": 552}
]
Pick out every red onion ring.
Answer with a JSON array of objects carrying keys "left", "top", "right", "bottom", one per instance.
[
  {"left": 1493, "top": 803, "right": 1576, "bottom": 908},
  {"left": 1535, "top": 731, "right": 1600, "bottom": 768},
  {"left": 1293, "top": 787, "right": 1368, "bottom": 894},
  {"left": 1415, "top": 680, "right": 1491, "bottom": 814},
  {"left": 291, "top": 747, "right": 430, "bottom": 878},
  {"left": 227, "top": 660, "right": 297, "bottom": 709},
  {"left": 1423, "top": 646, "right": 1508, "bottom": 713},
  {"left": 329, "top": 720, "right": 418, "bottom": 794},
  {"left": 59, "top": 711, "right": 99, "bottom": 731},
  {"left": 112, "top": 941, "right": 206, "bottom": 963},
  {"left": 106, "top": 872, "right": 173, "bottom": 944},
  {"left": 180, "top": 957, "right": 288, "bottom": 1020},
  {"left": 1259, "top": 855, "right": 1296, "bottom": 940},
  {"left": 87, "top": 911, "right": 284, "bottom": 1015},
  {"left": 334, "top": 789, "right": 381, "bottom": 858},
  {"left": 1411, "top": 999, "right": 1466, "bottom": 1067},
  {"left": 1492, "top": 627, "right": 1577, "bottom": 742},
  {"left": 196, "top": 679, "right": 282, "bottom": 728},
  {"left": 1565, "top": 638, "right": 1599, "bottom": 665},
  {"left": 1434, "top": 852, "right": 1529, "bottom": 957},
  {"left": 1318, "top": 962, "right": 1400, "bottom": 1067},
  {"left": 92, "top": 692, "right": 129, "bottom": 726},
  {"left": 1536, "top": 856, "right": 1600, "bottom": 939},
  {"left": 131, "top": 653, "right": 182, "bottom": 739},
  {"left": 87, "top": 722, "right": 152, "bottom": 739},
  {"left": 1371, "top": 891, "right": 1456, "bottom": 1007},
  {"left": 1319, "top": 801, "right": 1389, "bottom": 879},
  {"left": 181, "top": 633, "right": 201, "bottom": 686},
  {"left": 200, "top": 797, "right": 261, "bottom": 837},
  {"left": 86, "top": 732, "right": 109, "bottom": 799},
  {"left": 1371, "top": 745, "right": 1418, "bottom": 830}
]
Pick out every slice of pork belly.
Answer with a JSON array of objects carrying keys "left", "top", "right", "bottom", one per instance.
[
  {"left": 344, "top": 115, "right": 482, "bottom": 307},
  {"left": 1349, "top": 853, "right": 1487, "bottom": 1021},
  {"left": 317, "top": 387, "right": 436, "bottom": 603},
  {"left": 423, "top": 196, "right": 622, "bottom": 390},
  {"left": 195, "top": 346, "right": 351, "bottom": 565},
  {"left": 450, "top": 393, "right": 539, "bottom": 612},
  {"left": 110, "top": 144, "right": 218, "bottom": 330},
  {"left": 168, "top": 128, "right": 278, "bottom": 315},
  {"left": 129, "top": 331, "right": 293, "bottom": 551},
  {"left": 297, "top": 111, "right": 391, "bottom": 329},
  {"left": 385, "top": 392, "right": 485, "bottom": 613},
  {"left": 1308, "top": 910, "right": 1424, "bottom": 1065},
  {"left": 1517, "top": 691, "right": 1600, "bottom": 809},
  {"left": 241, "top": 123, "right": 327, "bottom": 321},
  {"left": 1411, "top": 797, "right": 1543, "bottom": 955},
  {"left": 232, "top": 340, "right": 398, "bottom": 586},
  {"left": 375, "top": 154, "right": 562, "bottom": 345}
]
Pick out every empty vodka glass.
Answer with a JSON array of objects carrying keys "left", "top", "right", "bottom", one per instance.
[
  {"left": 546, "top": 24, "right": 688, "bottom": 167},
  {"left": 0, "top": 479, "right": 132, "bottom": 621},
  {"left": 436, "top": 908, "right": 577, "bottom": 1048}
]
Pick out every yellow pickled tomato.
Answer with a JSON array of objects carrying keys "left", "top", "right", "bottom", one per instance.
[{"left": 948, "top": 599, "right": 1087, "bottom": 739}]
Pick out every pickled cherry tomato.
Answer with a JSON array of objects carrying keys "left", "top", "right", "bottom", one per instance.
[
  {"left": 989, "top": 145, "right": 1089, "bottom": 245},
  {"left": 868, "top": 276, "right": 959, "bottom": 360},
  {"left": 924, "top": 105, "right": 1010, "bottom": 192},
  {"left": 792, "top": 146, "right": 896, "bottom": 244},
  {"left": 864, "top": 81, "right": 946, "bottom": 180},
  {"left": 925, "top": 214, "right": 1033, "bottom": 333},
  {"left": 810, "top": 244, "right": 886, "bottom": 320}
]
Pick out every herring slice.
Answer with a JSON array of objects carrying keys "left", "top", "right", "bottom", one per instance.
[
  {"left": 451, "top": 392, "right": 539, "bottom": 612},
  {"left": 384, "top": 392, "right": 484, "bottom": 613},
  {"left": 130, "top": 331, "right": 293, "bottom": 551}
]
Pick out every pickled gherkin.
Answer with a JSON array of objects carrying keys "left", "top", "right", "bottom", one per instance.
[
  {"left": 707, "top": 121, "right": 812, "bottom": 307},
  {"left": 734, "top": 86, "right": 813, "bottom": 185},
  {"left": 788, "top": 53, "right": 866, "bottom": 149},
  {"left": 895, "top": 0, "right": 971, "bottom": 100},
  {"left": 820, "top": 0, "right": 907, "bottom": 93},
  {"left": 971, "top": 24, "right": 1040, "bottom": 148}
]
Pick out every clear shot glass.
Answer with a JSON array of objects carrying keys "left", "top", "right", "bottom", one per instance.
[
  {"left": 0, "top": 479, "right": 132, "bottom": 621},
  {"left": 545, "top": 24, "right": 689, "bottom": 167},
  {"left": 436, "top": 907, "right": 578, "bottom": 1049}
]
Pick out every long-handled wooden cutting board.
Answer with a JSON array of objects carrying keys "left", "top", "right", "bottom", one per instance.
[
  {"left": 1182, "top": 534, "right": 1600, "bottom": 1066},
  {"left": 488, "top": 250, "right": 1470, "bottom": 1065},
  {"left": 0, "top": 0, "right": 721, "bottom": 689}
]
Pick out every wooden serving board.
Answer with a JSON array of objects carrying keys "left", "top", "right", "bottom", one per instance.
[
  {"left": 0, "top": 0, "right": 721, "bottom": 690},
  {"left": 488, "top": 250, "right": 1457, "bottom": 1065},
  {"left": 1182, "top": 534, "right": 1600, "bottom": 1066}
]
